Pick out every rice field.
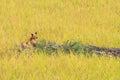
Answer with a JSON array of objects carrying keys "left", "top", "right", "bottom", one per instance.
[{"left": 0, "top": 0, "right": 120, "bottom": 80}]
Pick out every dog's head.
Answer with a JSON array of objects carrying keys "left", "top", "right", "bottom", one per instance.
[
  {"left": 30, "top": 32, "right": 38, "bottom": 41},
  {"left": 30, "top": 32, "right": 38, "bottom": 47}
]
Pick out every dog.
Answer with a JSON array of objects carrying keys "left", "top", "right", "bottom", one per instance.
[
  {"left": 30, "top": 32, "right": 38, "bottom": 47},
  {"left": 21, "top": 32, "right": 38, "bottom": 49}
]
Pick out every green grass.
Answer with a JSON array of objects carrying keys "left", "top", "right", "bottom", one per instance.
[{"left": 0, "top": 0, "right": 120, "bottom": 80}]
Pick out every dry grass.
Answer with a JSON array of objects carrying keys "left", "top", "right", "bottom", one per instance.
[
  {"left": 0, "top": 53, "right": 120, "bottom": 80},
  {"left": 0, "top": 0, "right": 120, "bottom": 80}
]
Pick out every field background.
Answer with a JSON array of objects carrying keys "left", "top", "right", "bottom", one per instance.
[{"left": 0, "top": 0, "right": 120, "bottom": 80}]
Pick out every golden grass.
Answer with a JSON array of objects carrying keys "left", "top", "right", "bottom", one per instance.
[
  {"left": 0, "top": 53, "right": 120, "bottom": 80},
  {"left": 0, "top": 0, "right": 120, "bottom": 80},
  {"left": 0, "top": 0, "right": 120, "bottom": 48}
]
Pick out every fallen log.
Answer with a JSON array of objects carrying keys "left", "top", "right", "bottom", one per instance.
[{"left": 86, "top": 45, "right": 120, "bottom": 57}]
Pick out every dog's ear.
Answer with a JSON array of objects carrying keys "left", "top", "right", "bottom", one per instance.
[
  {"left": 31, "top": 33, "right": 33, "bottom": 36},
  {"left": 35, "top": 32, "right": 37, "bottom": 34}
]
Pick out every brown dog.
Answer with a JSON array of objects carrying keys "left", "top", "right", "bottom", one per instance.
[
  {"left": 30, "top": 32, "right": 38, "bottom": 47},
  {"left": 21, "top": 42, "right": 28, "bottom": 49},
  {"left": 21, "top": 32, "right": 38, "bottom": 49}
]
